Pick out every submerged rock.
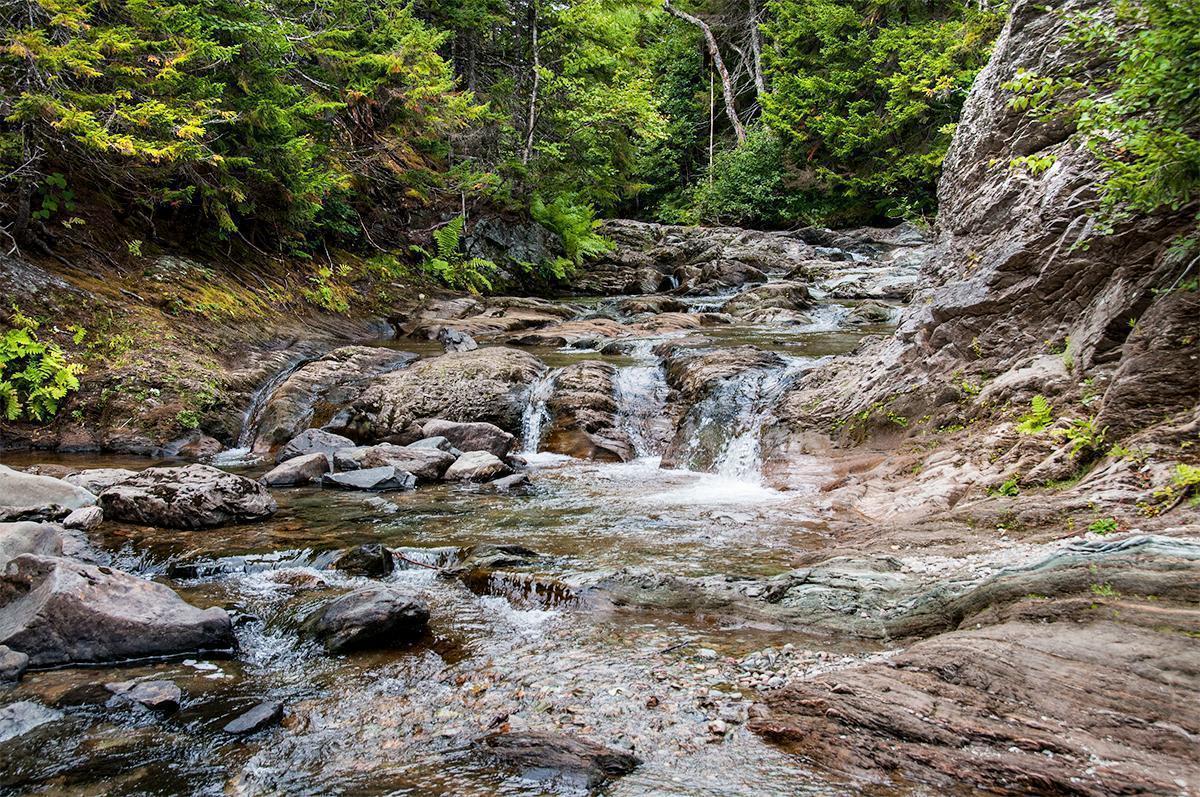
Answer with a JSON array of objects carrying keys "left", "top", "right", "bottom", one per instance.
[
  {"left": 0, "top": 555, "right": 235, "bottom": 667},
  {"left": 0, "top": 465, "right": 96, "bottom": 513},
  {"left": 0, "top": 700, "right": 61, "bottom": 743},
  {"left": 223, "top": 701, "right": 284, "bottom": 735},
  {"left": 304, "top": 585, "right": 429, "bottom": 653},
  {"left": 321, "top": 466, "right": 417, "bottom": 492},
  {"left": 105, "top": 679, "right": 182, "bottom": 712},
  {"left": 329, "top": 544, "right": 395, "bottom": 578},
  {"left": 481, "top": 731, "right": 641, "bottom": 789},
  {"left": 99, "top": 465, "right": 277, "bottom": 529}
]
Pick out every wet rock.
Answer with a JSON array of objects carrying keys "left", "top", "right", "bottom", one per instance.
[
  {"left": 846, "top": 300, "right": 893, "bottom": 324},
  {"left": 356, "top": 444, "right": 457, "bottom": 482},
  {"left": 541, "top": 361, "right": 632, "bottom": 462},
  {"left": 61, "top": 506, "right": 103, "bottom": 531},
  {"left": 223, "top": 701, "right": 284, "bottom": 735},
  {"left": 0, "top": 554, "right": 235, "bottom": 667},
  {"left": 436, "top": 327, "right": 478, "bottom": 353},
  {"left": 63, "top": 468, "right": 136, "bottom": 495},
  {"left": 486, "top": 473, "right": 531, "bottom": 492},
  {"left": 304, "top": 585, "right": 429, "bottom": 653},
  {"left": 510, "top": 318, "right": 627, "bottom": 347},
  {"left": 259, "top": 452, "right": 331, "bottom": 487},
  {"left": 276, "top": 429, "right": 356, "bottom": 464},
  {"left": 0, "top": 522, "right": 63, "bottom": 568},
  {"left": 174, "top": 433, "right": 223, "bottom": 461},
  {"left": 617, "top": 296, "right": 688, "bottom": 316},
  {"left": 720, "top": 281, "right": 813, "bottom": 319},
  {"left": 252, "top": 347, "right": 419, "bottom": 453},
  {"left": 329, "top": 544, "right": 395, "bottom": 578},
  {"left": 481, "top": 731, "right": 641, "bottom": 789},
  {"left": 423, "top": 419, "right": 516, "bottom": 459},
  {"left": 0, "top": 644, "right": 28, "bottom": 682},
  {"left": 448, "top": 543, "right": 541, "bottom": 575},
  {"left": 355, "top": 347, "right": 546, "bottom": 438},
  {"left": 0, "top": 700, "right": 61, "bottom": 743},
  {"left": 105, "top": 679, "right": 182, "bottom": 712},
  {"left": 99, "top": 464, "right": 277, "bottom": 529},
  {"left": 444, "top": 451, "right": 511, "bottom": 482},
  {"left": 0, "top": 464, "right": 96, "bottom": 513},
  {"left": 322, "top": 466, "right": 417, "bottom": 492}
]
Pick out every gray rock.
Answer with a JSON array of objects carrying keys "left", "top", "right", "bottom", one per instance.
[
  {"left": 0, "top": 700, "right": 61, "bottom": 743},
  {"left": 0, "top": 644, "right": 28, "bottom": 682},
  {"left": 259, "top": 452, "right": 330, "bottom": 487},
  {"left": 481, "top": 731, "right": 641, "bottom": 789},
  {"left": 0, "top": 554, "right": 235, "bottom": 667},
  {"left": 64, "top": 468, "right": 137, "bottom": 495},
  {"left": 276, "top": 429, "right": 356, "bottom": 464},
  {"left": 444, "top": 451, "right": 511, "bottom": 482},
  {"left": 487, "top": 473, "right": 531, "bottom": 492},
  {"left": 407, "top": 436, "right": 460, "bottom": 454},
  {"left": 0, "top": 522, "right": 63, "bottom": 568},
  {"left": 223, "top": 701, "right": 284, "bottom": 735},
  {"left": 329, "top": 544, "right": 395, "bottom": 578},
  {"left": 62, "top": 506, "right": 103, "bottom": 531},
  {"left": 99, "top": 465, "right": 277, "bottom": 529},
  {"left": 304, "top": 585, "right": 429, "bottom": 652},
  {"left": 436, "top": 327, "right": 479, "bottom": 353},
  {"left": 0, "top": 465, "right": 96, "bottom": 512},
  {"left": 422, "top": 419, "right": 516, "bottom": 459},
  {"left": 356, "top": 444, "right": 457, "bottom": 482},
  {"left": 322, "top": 466, "right": 416, "bottom": 492},
  {"left": 105, "top": 679, "right": 182, "bottom": 711}
]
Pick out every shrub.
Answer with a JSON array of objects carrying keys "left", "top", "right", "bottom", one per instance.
[
  {"left": 1016, "top": 395, "right": 1053, "bottom": 434},
  {"left": 0, "top": 306, "right": 84, "bottom": 422},
  {"left": 416, "top": 216, "right": 499, "bottom": 294}
]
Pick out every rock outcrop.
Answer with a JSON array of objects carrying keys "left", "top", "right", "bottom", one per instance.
[{"left": 99, "top": 465, "right": 277, "bottom": 529}]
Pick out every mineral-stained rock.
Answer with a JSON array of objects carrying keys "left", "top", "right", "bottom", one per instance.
[
  {"left": 304, "top": 585, "right": 429, "bottom": 653},
  {"left": 481, "top": 731, "right": 641, "bottom": 789},
  {"left": 422, "top": 419, "right": 516, "bottom": 459},
  {"left": 63, "top": 468, "right": 136, "bottom": 495},
  {"left": 540, "top": 361, "right": 632, "bottom": 462},
  {"left": 259, "top": 452, "right": 331, "bottom": 487},
  {"left": 328, "top": 544, "right": 395, "bottom": 578},
  {"left": 321, "top": 466, "right": 416, "bottom": 492},
  {"left": 99, "top": 465, "right": 277, "bottom": 529},
  {"left": 105, "top": 679, "right": 182, "bottom": 712},
  {"left": 0, "top": 465, "right": 96, "bottom": 513},
  {"left": 0, "top": 554, "right": 235, "bottom": 667}
]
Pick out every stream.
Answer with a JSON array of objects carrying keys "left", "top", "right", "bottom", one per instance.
[{"left": 0, "top": 270, "right": 924, "bottom": 795}]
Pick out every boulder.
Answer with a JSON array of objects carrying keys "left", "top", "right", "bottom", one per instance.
[
  {"left": 0, "top": 522, "right": 63, "bottom": 568},
  {"left": 486, "top": 473, "right": 531, "bottom": 492},
  {"left": 0, "top": 644, "right": 27, "bottom": 682},
  {"left": 617, "top": 296, "right": 688, "bottom": 316},
  {"left": 541, "top": 361, "right": 633, "bottom": 462},
  {"left": 62, "top": 506, "right": 103, "bottom": 531},
  {"left": 259, "top": 452, "right": 330, "bottom": 487},
  {"left": 847, "top": 300, "right": 893, "bottom": 324},
  {"left": 63, "top": 468, "right": 136, "bottom": 495},
  {"left": 353, "top": 347, "right": 546, "bottom": 438},
  {"left": 407, "top": 436, "right": 460, "bottom": 454},
  {"left": 105, "top": 680, "right": 182, "bottom": 712},
  {"left": 444, "top": 451, "right": 511, "bottom": 482},
  {"left": 481, "top": 731, "right": 641, "bottom": 789},
  {"left": 357, "top": 444, "right": 457, "bottom": 482},
  {"left": 436, "top": 327, "right": 478, "bottom": 353},
  {"left": 223, "top": 701, "right": 284, "bottom": 735},
  {"left": 328, "top": 544, "right": 395, "bottom": 578},
  {"left": 720, "top": 281, "right": 814, "bottom": 319},
  {"left": 0, "top": 555, "right": 236, "bottom": 667},
  {"left": 321, "top": 466, "right": 417, "bottom": 492},
  {"left": 0, "top": 465, "right": 96, "bottom": 512},
  {"left": 99, "top": 465, "right": 277, "bottom": 529},
  {"left": 276, "top": 429, "right": 356, "bottom": 464},
  {"left": 422, "top": 419, "right": 516, "bottom": 459},
  {"left": 303, "top": 585, "right": 429, "bottom": 653}
]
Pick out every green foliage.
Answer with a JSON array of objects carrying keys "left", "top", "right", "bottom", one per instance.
[
  {"left": 1054, "top": 416, "right": 1106, "bottom": 459},
  {"left": 692, "top": 127, "right": 793, "bottom": 226},
  {"left": 0, "top": 305, "right": 84, "bottom": 423},
  {"left": 991, "top": 476, "right": 1020, "bottom": 497},
  {"left": 418, "top": 216, "right": 498, "bottom": 293},
  {"left": 302, "top": 266, "right": 351, "bottom": 313},
  {"left": 175, "top": 409, "right": 201, "bottom": 430},
  {"left": 1088, "top": 517, "right": 1118, "bottom": 535},
  {"left": 1016, "top": 395, "right": 1053, "bottom": 434},
  {"left": 531, "top": 194, "right": 613, "bottom": 275}
]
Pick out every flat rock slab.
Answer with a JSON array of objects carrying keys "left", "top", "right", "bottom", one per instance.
[
  {"left": 481, "top": 731, "right": 641, "bottom": 789},
  {"left": 0, "top": 465, "right": 96, "bottom": 512},
  {"left": 0, "top": 700, "right": 62, "bottom": 744},
  {"left": 105, "top": 679, "right": 182, "bottom": 712},
  {"left": 99, "top": 465, "right": 277, "bottom": 529},
  {"left": 0, "top": 554, "right": 236, "bottom": 667},
  {"left": 322, "top": 466, "right": 416, "bottom": 492},
  {"left": 304, "top": 585, "right": 429, "bottom": 653},
  {"left": 223, "top": 701, "right": 284, "bottom": 735}
]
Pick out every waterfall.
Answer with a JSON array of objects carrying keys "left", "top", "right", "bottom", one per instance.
[
  {"left": 212, "top": 355, "right": 313, "bottom": 466},
  {"left": 614, "top": 364, "right": 669, "bottom": 459},
  {"left": 519, "top": 370, "right": 558, "bottom": 454}
]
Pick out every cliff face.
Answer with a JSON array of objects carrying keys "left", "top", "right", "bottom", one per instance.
[{"left": 770, "top": 0, "right": 1198, "bottom": 480}]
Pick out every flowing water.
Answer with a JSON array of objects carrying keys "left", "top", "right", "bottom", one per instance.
[{"left": 0, "top": 272, "right": 917, "bottom": 795}]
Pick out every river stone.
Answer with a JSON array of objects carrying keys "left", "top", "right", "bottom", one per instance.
[
  {"left": 481, "top": 731, "right": 641, "bottom": 789},
  {"left": 0, "top": 465, "right": 96, "bottom": 512},
  {"left": 444, "top": 451, "right": 511, "bottom": 482},
  {"left": 259, "top": 453, "right": 330, "bottom": 487},
  {"left": 422, "top": 420, "right": 515, "bottom": 459},
  {"left": 62, "top": 506, "right": 103, "bottom": 531},
  {"left": 486, "top": 473, "right": 531, "bottom": 492},
  {"left": 105, "top": 679, "right": 182, "bottom": 712},
  {"left": 847, "top": 300, "right": 893, "bottom": 324},
  {"left": 329, "top": 544, "right": 395, "bottom": 578},
  {"left": 321, "top": 466, "right": 417, "bottom": 492},
  {"left": 276, "top": 429, "right": 356, "bottom": 464},
  {"left": 0, "top": 522, "right": 63, "bottom": 568},
  {"left": 0, "top": 700, "right": 61, "bottom": 743},
  {"left": 99, "top": 465, "right": 277, "bottom": 529},
  {"left": 0, "top": 644, "right": 28, "bottom": 682},
  {"left": 720, "top": 281, "right": 813, "bottom": 319},
  {"left": 357, "top": 444, "right": 457, "bottom": 482},
  {"left": 407, "top": 436, "right": 460, "bottom": 454},
  {"left": 618, "top": 296, "right": 688, "bottom": 316},
  {"left": 63, "top": 468, "right": 137, "bottom": 495},
  {"left": 304, "top": 585, "right": 429, "bottom": 653},
  {"left": 223, "top": 701, "right": 284, "bottom": 735},
  {"left": 436, "top": 327, "right": 478, "bottom": 353},
  {"left": 0, "top": 554, "right": 236, "bottom": 667}
]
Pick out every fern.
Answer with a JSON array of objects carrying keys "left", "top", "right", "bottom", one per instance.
[
  {"left": 530, "top": 194, "right": 613, "bottom": 272},
  {"left": 1016, "top": 395, "right": 1053, "bottom": 434},
  {"left": 433, "top": 216, "right": 465, "bottom": 260},
  {"left": 419, "top": 218, "right": 498, "bottom": 294},
  {"left": 0, "top": 305, "right": 84, "bottom": 423}
]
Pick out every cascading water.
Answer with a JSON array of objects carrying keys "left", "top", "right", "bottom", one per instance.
[
  {"left": 519, "top": 370, "right": 558, "bottom": 454},
  {"left": 614, "top": 364, "right": 669, "bottom": 458},
  {"left": 212, "top": 356, "right": 313, "bottom": 466}
]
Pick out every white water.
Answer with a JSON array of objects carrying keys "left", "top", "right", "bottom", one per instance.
[
  {"left": 614, "top": 364, "right": 670, "bottom": 458},
  {"left": 519, "top": 369, "right": 558, "bottom": 454}
]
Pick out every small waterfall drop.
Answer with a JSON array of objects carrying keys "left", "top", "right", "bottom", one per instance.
[
  {"left": 520, "top": 370, "right": 558, "bottom": 454},
  {"left": 212, "top": 355, "right": 313, "bottom": 466},
  {"left": 614, "top": 364, "right": 669, "bottom": 459}
]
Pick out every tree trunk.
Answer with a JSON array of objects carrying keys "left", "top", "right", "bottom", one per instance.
[
  {"left": 664, "top": 0, "right": 745, "bottom": 145},
  {"left": 749, "top": 0, "right": 767, "bottom": 99},
  {"left": 522, "top": 0, "right": 540, "bottom": 166}
]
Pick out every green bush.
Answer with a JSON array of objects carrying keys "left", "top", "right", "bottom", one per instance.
[
  {"left": 0, "top": 306, "right": 84, "bottom": 422},
  {"left": 691, "top": 128, "right": 793, "bottom": 227},
  {"left": 531, "top": 194, "right": 613, "bottom": 278},
  {"left": 416, "top": 216, "right": 499, "bottom": 294}
]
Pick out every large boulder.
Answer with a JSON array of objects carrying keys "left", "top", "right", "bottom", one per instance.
[
  {"left": 444, "top": 451, "right": 511, "bottom": 482},
  {"left": 275, "top": 429, "right": 356, "bottom": 464},
  {"left": 63, "top": 468, "right": 136, "bottom": 495},
  {"left": 352, "top": 348, "right": 546, "bottom": 439},
  {"left": 0, "top": 523, "right": 63, "bottom": 568},
  {"left": 259, "top": 452, "right": 330, "bottom": 487},
  {"left": 541, "top": 361, "right": 632, "bottom": 462},
  {"left": 0, "top": 555, "right": 235, "bottom": 667},
  {"left": 321, "top": 466, "right": 417, "bottom": 492},
  {"left": 356, "top": 444, "right": 457, "bottom": 482},
  {"left": 422, "top": 419, "right": 516, "bottom": 459},
  {"left": 99, "top": 465, "right": 277, "bottom": 529},
  {"left": 250, "top": 346, "right": 418, "bottom": 453},
  {"left": 303, "top": 585, "right": 429, "bottom": 653},
  {"left": 0, "top": 465, "right": 96, "bottom": 512}
]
